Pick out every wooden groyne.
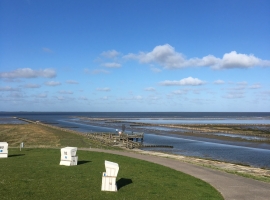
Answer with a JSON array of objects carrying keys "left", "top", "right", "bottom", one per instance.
[
  {"left": 87, "top": 132, "right": 145, "bottom": 149},
  {"left": 142, "top": 145, "right": 173, "bottom": 148}
]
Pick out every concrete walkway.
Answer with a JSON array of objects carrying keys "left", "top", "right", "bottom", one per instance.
[{"left": 80, "top": 148, "right": 270, "bottom": 200}]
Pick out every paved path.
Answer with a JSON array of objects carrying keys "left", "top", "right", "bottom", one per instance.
[{"left": 80, "top": 148, "right": 270, "bottom": 200}]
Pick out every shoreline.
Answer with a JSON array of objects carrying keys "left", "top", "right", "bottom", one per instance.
[
  {"left": 2, "top": 121, "right": 270, "bottom": 183},
  {"left": 72, "top": 116, "right": 270, "bottom": 145},
  {"left": 128, "top": 148, "right": 270, "bottom": 182}
]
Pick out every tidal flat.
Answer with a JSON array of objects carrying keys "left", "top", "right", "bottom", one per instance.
[
  {"left": 71, "top": 117, "right": 270, "bottom": 169},
  {"left": 73, "top": 116, "right": 270, "bottom": 144}
]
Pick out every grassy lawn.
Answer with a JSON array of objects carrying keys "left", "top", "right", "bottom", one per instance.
[
  {"left": 0, "top": 148, "right": 223, "bottom": 200},
  {"left": 0, "top": 124, "right": 120, "bottom": 149}
]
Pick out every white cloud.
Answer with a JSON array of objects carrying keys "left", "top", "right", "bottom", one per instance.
[
  {"left": 92, "top": 69, "right": 110, "bottom": 74},
  {"left": 101, "top": 96, "right": 108, "bottom": 100},
  {"left": 149, "top": 96, "right": 160, "bottom": 100},
  {"left": 42, "top": 47, "right": 53, "bottom": 53},
  {"left": 96, "top": 87, "right": 111, "bottom": 91},
  {"left": 54, "top": 96, "right": 75, "bottom": 101},
  {"left": 37, "top": 93, "right": 47, "bottom": 98},
  {"left": 192, "top": 88, "right": 207, "bottom": 94},
  {"left": 214, "top": 80, "right": 225, "bottom": 84},
  {"left": 125, "top": 44, "right": 186, "bottom": 68},
  {"left": 144, "top": 87, "right": 156, "bottom": 91},
  {"left": 227, "top": 84, "right": 246, "bottom": 91},
  {"left": 58, "top": 90, "right": 73, "bottom": 94},
  {"left": 118, "top": 95, "right": 143, "bottom": 101},
  {"left": 151, "top": 67, "right": 162, "bottom": 73},
  {"left": 56, "top": 96, "right": 65, "bottom": 100},
  {"left": 0, "top": 86, "right": 19, "bottom": 91},
  {"left": 0, "top": 68, "right": 56, "bottom": 79},
  {"left": 228, "top": 87, "right": 245, "bottom": 91},
  {"left": 189, "top": 98, "right": 214, "bottom": 105},
  {"left": 101, "top": 50, "right": 120, "bottom": 58},
  {"left": 213, "top": 51, "right": 269, "bottom": 69},
  {"left": 223, "top": 90, "right": 245, "bottom": 99},
  {"left": 237, "top": 81, "right": 248, "bottom": 85},
  {"left": 66, "top": 80, "right": 79, "bottom": 84},
  {"left": 102, "top": 62, "right": 121, "bottom": 68},
  {"left": 249, "top": 84, "right": 262, "bottom": 89},
  {"left": 87, "top": 69, "right": 110, "bottom": 74},
  {"left": 172, "top": 90, "right": 188, "bottom": 95},
  {"left": 134, "top": 95, "right": 143, "bottom": 100},
  {"left": 124, "top": 44, "right": 270, "bottom": 69},
  {"left": 160, "top": 77, "right": 205, "bottom": 86},
  {"left": 261, "top": 90, "right": 270, "bottom": 96},
  {"left": 45, "top": 81, "right": 61, "bottom": 86},
  {"left": 7, "top": 92, "right": 25, "bottom": 98},
  {"left": 223, "top": 93, "right": 245, "bottom": 99},
  {"left": 79, "top": 96, "right": 88, "bottom": 101},
  {"left": 24, "top": 83, "right": 41, "bottom": 88}
]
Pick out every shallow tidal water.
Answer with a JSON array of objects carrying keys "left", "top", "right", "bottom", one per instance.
[{"left": 1, "top": 112, "right": 270, "bottom": 168}]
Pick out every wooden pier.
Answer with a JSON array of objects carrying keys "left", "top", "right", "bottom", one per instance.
[
  {"left": 87, "top": 132, "right": 145, "bottom": 149},
  {"left": 142, "top": 145, "right": 173, "bottom": 148}
]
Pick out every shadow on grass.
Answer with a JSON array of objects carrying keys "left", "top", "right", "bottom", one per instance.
[
  {"left": 117, "top": 178, "right": 133, "bottom": 190},
  {"left": 77, "top": 160, "right": 91, "bottom": 165},
  {"left": 9, "top": 154, "right": 25, "bottom": 157}
]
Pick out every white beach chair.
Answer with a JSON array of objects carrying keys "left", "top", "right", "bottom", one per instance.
[
  {"left": 0, "top": 142, "right": 8, "bottom": 158},
  {"left": 101, "top": 160, "right": 119, "bottom": 192},
  {"left": 59, "top": 147, "right": 78, "bottom": 166}
]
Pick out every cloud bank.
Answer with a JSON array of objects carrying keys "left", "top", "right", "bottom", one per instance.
[
  {"left": 125, "top": 44, "right": 270, "bottom": 69},
  {"left": 0, "top": 68, "right": 56, "bottom": 79}
]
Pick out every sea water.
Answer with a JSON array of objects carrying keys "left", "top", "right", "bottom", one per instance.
[{"left": 1, "top": 112, "right": 270, "bottom": 168}]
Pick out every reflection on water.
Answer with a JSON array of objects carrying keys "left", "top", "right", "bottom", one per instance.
[
  {"left": 213, "top": 133, "right": 268, "bottom": 141},
  {"left": 0, "top": 117, "right": 26, "bottom": 124},
  {"left": 122, "top": 118, "right": 270, "bottom": 124},
  {"left": 142, "top": 133, "right": 270, "bottom": 168},
  {"left": 57, "top": 119, "right": 117, "bottom": 133},
  {"left": 139, "top": 126, "right": 187, "bottom": 132}
]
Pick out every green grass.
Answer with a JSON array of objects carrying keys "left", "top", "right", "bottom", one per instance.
[
  {"left": 0, "top": 124, "right": 121, "bottom": 150},
  {"left": 0, "top": 148, "right": 223, "bottom": 200}
]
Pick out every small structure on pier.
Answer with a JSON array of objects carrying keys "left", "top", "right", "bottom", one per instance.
[{"left": 87, "top": 132, "right": 144, "bottom": 149}]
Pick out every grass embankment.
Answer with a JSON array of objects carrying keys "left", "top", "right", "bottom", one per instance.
[
  {"left": 0, "top": 124, "right": 120, "bottom": 149},
  {"left": 0, "top": 148, "right": 223, "bottom": 200},
  {"left": 0, "top": 124, "right": 223, "bottom": 199}
]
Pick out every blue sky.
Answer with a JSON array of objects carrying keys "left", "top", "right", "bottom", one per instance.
[{"left": 0, "top": 0, "right": 270, "bottom": 112}]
